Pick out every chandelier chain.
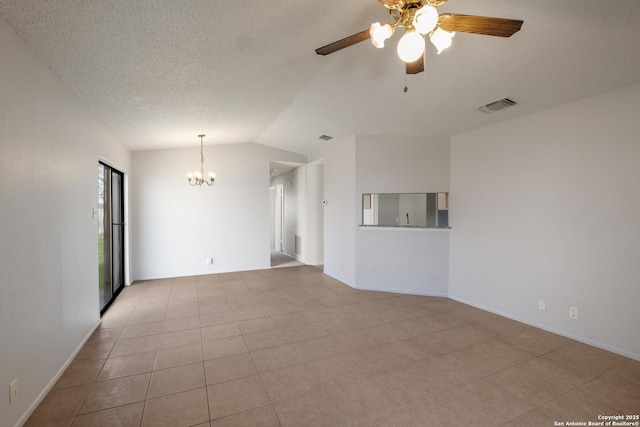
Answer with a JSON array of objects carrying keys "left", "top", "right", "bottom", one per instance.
[{"left": 187, "top": 134, "right": 215, "bottom": 187}]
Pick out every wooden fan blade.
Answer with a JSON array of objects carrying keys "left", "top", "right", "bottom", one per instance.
[
  {"left": 406, "top": 54, "right": 424, "bottom": 74},
  {"left": 438, "top": 14, "right": 523, "bottom": 37},
  {"left": 315, "top": 29, "right": 370, "bottom": 55}
]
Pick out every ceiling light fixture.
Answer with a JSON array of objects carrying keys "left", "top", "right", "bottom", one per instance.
[
  {"left": 187, "top": 134, "right": 215, "bottom": 186},
  {"left": 413, "top": 5, "right": 439, "bottom": 34},
  {"left": 397, "top": 29, "right": 425, "bottom": 62},
  {"left": 315, "top": 1, "right": 523, "bottom": 76},
  {"left": 370, "top": 22, "right": 393, "bottom": 48},
  {"left": 430, "top": 27, "right": 455, "bottom": 54},
  {"left": 370, "top": 0, "right": 455, "bottom": 63}
]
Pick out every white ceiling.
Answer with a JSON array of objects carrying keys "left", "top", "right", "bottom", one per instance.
[{"left": 1, "top": 0, "right": 639, "bottom": 157}]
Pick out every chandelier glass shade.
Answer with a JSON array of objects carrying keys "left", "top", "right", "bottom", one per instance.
[{"left": 187, "top": 134, "right": 215, "bottom": 186}]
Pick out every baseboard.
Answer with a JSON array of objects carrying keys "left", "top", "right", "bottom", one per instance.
[
  {"left": 322, "top": 270, "right": 447, "bottom": 298},
  {"left": 132, "top": 265, "right": 273, "bottom": 282},
  {"left": 448, "top": 294, "right": 640, "bottom": 362},
  {"left": 322, "top": 271, "right": 355, "bottom": 288},
  {"left": 14, "top": 319, "right": 102, "bottom": 427},
  {"left": 353, "top": 284, "right": 448, "bottom": 298}
]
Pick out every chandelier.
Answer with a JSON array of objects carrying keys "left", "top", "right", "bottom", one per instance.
[
  {"left": 187, "top": 134, "right": 215, "bottom": 186},
  {"left": 370, "top": 0, "right": 455, "bottom": 63}
]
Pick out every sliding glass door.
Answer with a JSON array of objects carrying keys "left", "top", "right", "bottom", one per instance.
[{"left": 98, "top": 162, "right": 125, "bottom": 314}]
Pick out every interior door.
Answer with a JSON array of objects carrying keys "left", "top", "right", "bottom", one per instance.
[{"left": 98, "top": 162, "right": 125, "bottom": 314}]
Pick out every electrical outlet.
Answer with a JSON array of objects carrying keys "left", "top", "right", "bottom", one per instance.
[
  {"left": 206, "top": 258, "right": 213, "bottom": 265},
  {"left": 538, "top": 300, "right": 546, "bottom": 311},
  {"left": 569, "top": 306, "right": 579, "bottom": 320},
  {"left": 9, "top": 380, "right": 17, "bottom": 404}
]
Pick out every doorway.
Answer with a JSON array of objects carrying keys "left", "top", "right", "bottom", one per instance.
[
  {"left": 98, "top": 162, "right": 125, "bottom": 314},
  {"left": 268, "top": 162, "right": 324, "bottom": 269}
]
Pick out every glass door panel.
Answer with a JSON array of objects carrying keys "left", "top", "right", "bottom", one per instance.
[
  {"left": 111, "top": 171, "right": 124, "bottom": 299},
  {"left": 98, "top": 162, "right": 124, "bottom": 314}
]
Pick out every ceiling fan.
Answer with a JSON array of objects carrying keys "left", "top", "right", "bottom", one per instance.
[{"left": 315, "top": 0, "right": 523, "bottom": 74}]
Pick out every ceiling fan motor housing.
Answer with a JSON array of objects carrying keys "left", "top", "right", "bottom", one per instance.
[
  {"left": 386, "top": 0, "right": 447, "bottom": 9},
  {"left": 424, "top": 0, "right": 448, "bottom": 7}
]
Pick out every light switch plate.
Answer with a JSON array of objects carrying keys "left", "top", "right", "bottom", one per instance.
[{"left": 9, "top": 380, "right": 17, "bottom": 404}]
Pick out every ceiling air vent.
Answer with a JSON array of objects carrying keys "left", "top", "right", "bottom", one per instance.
[
  {"left": 319, "top": 135, "right": 333, "bottom": 141},
  {"left": 477, "top": 98, "right": 517, "bottom": 114}
]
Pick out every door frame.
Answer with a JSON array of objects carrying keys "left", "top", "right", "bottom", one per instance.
[
  {"left": 274, "top": 184, "right": 284, "bottom": 252},
  {"left": 99, "top": 160, "right": 127, "bottom": 315},
  {"left": 269, "top": 186, "right": 275, "bottom": 250}
]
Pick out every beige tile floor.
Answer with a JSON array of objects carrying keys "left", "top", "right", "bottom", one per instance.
[{"left": 26, "top": 266, "right": 640, "bottom": 426}]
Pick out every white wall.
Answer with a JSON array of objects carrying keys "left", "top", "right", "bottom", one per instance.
[
  {"left": 354, "top": 135, "right": 450, "bottom": 295},
  {"left": 0, "top": 17, "right": 131, "bottom": 427},
  {"left": 450, "top": 84, "right": 640, "bottom": 359},
  {"left": 292, "top": 163, "right": 325, "bottom": 266},
  {"left": 305, "top": 163, "right": 324, "bottom": 266},
  {"left": 355, "top": 135, "right": 450, "bottom": 194},
  {"left": 270, "top": 170, "right": 296, "bottom": 257},
  {"left": 131, "top": 143, "right": 306, "bottom": 280},
  {"left": 357, "top": 228, "right": 450, "bottom": 296},
  {"left": 294, "top": 165, "right": 306, "bottom": 261},
  {"left": 322, "top": 136, "right": 357, "bottom": 285}
]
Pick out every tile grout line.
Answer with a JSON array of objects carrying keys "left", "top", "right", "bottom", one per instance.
[{"left": 29, "top": 267, "right": 638, "bottom": 426}]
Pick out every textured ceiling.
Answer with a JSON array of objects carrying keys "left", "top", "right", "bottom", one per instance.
[{"left": 1, "top": 0, "right": 640, "bottom": 157}]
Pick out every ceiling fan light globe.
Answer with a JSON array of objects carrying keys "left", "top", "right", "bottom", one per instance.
[
  {"left": 397, "top": 31, "right": 425, "bottom": 63},
  {"left": 413, "top": 6, "right": 438, "bottom": 34},
  {"left": 370, "top": 22, "right": 393, "bottom": 48},
  {"left": 430, "top": 28, "right": 455, "bottom": 54}
]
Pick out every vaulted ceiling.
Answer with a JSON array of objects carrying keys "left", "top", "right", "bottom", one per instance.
[{"left": 1, "top": 0, "right": 639, "bottom": 157}]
